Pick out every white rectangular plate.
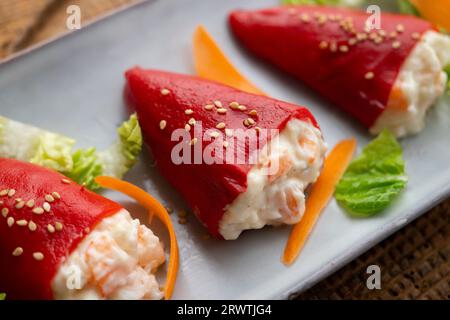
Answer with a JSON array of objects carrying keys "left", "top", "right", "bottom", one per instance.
[{"left": 1, "top": 0, "right": 449, "bottom": 299}]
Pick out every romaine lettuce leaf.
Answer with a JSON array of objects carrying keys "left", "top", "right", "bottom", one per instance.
[{"left": 335, "top": 130, "right": 408, "bottom": 216}]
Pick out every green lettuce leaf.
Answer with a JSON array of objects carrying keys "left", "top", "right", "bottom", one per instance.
[
  {"left": 0, "top": 293, "right": 5, "bottom": 300},
  {"left": 335, "top": 130, "right": 408, "bottom": 216},
  {"left": 0, "top": 114, "right": 142, "bottom": 191},
  {"left": 282, "top": 0, "right": 363, "bottom": 6},
  {"left": 397, "top": 0, "right": 421, "bottom": 17},
  {"left": 98, "top": 114, "right": 143, "bottom": 179},
  {"left": 29, "top": 132, "right": 75, "bottom": 173},
  {"left": 67, "top": 147, "right": 103, "bottom": 190},
  {"left": 445, "top": 65, "right": 450, "bottom": 94}
]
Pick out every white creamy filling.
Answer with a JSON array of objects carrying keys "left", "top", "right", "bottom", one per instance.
[
  {"left": 371, "top": 31, "right": 450, "bottom": 137},
  {"left": 52, "top": 209, "right": 165, "bottom": 300},
  {"left": 219, "top": 119, "right": 327, "bottom": 240}
]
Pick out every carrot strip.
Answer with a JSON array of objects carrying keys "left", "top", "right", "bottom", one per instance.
[
  {"left": 282, "top": 139, "right": 357, "bottom": 266},
  {"left": 193, "top": 25, "right": 266, "bottom": 95},
  {"left": 95, "top": 176, "right": 179, "bottom": 300},
  {"left": 410, "top": 0, "right": 450, "bottom": 31}
]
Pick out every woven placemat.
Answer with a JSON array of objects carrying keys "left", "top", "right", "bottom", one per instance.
[{"left": 0, "top": 0, "right": 448, "bottom": 300}]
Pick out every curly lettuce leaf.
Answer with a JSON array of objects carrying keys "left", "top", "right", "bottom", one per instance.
[
  {"left": 335, "top": 130, "right": 408, "bottom": 216},
  {"left": 282, "top": 0, "right": 363, "bottom": 6},
  {"left": 99, "top": 114, "right": 142, "bottom": 179},
  {"left": 67, "top": 147, "right": 103, "bottom": 190},
  {"left": 0, "top": 114, "right": 142, "bottom": 191},
  {"left": 29, "top": 132, "right": 75, "bottom": 173}
]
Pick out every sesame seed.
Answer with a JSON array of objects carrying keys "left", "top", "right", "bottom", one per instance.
[
  {"left": 55, "top": 222, "right": 63, "bottom": 231},
  {"left": 396, "top": 24, "right": 404, "bottom": 33},
  {"left": 0, "top": 189, "right": 8, "bottom": 196},
  {"left": 189, "top": 138, "right": 198, "bottom": 146},
  {"left": 33, "top": 252, "right": 44, "bottom": 261},
  {"left": 44, "top": 195, "right": 54, "bottom": 203},
  {"left": 161, "top": 88, "right": 170, "bottom": 95},
  {"left": 318, "top": 16, "right": 327, "bottom": 25},
  {"left": 209, "top": 131, "right": 220, "bottom": 138},
  {"left": 16, "top": 220, "right": 28, "bottom": 227},
  {"left": 185, "top": 109, "right": 194, "bottom": 115},
  {"left": 62, "top": 179, "right": 71, "bottom": 184},
  {"left": 229, "top": 102, "right": 239, "bottom": 109},
  {"left": 15, "top": 198, "right": 22, "bottom": 203},
  {"left": 243, "top": 119, "right": 250, "bottom": 127},
  {"left": 255, "top": 126, "right": 262, "bottom": 132},
  {"left": 7, "top": 189, "right": 16, "bottom": 197},
  {"left": 248, "top": 110, "right": 258, "bottom": 117},
  {"left": 238, "top": 105, "right": 247, "bottom": 111},
  {"left": 32, "top": 207, "right": 44, "bottom": 215},
  {"left": 216, "top": 122, "right": 226, "bottom": 129},
  {"left": 223, "top": 141, "right": 229, "bottom": 148},
  {"left": 204, "top": 104, "right": 214, "bottom": 110},
  {"left": 43, "top": 202, "right": 51, "bottom": 212},
  {"left": 378, "top": 30, "right": 386, "bottom": 37},
  {"left": 52, "top": 192, "right": 61, "bottom": 200},
  {"left": 411, "top": 32, "right": 421, "bottom": 40},
  {"left": 300, "top": 13, "right": 310, "bottom": 23},
  {"left": 15, "top": 201, "right": 25, "bottom": 209},
  {"left": 339, "top": 45, "right": 349, "bottom": 53},
  {"left": 159, "top": 120, "right": 167, "bottom": 130},
  {"left": 47, "top": 224, "right": 55, "bottom": 233},
  {"left": 365, "top": 72, "right": 375, "bottom": 80},
  {"left": 214, "top": 100, "right": 222, "bottom": 108},
  {"left": 12, "top": 247, "right": 23, "bottom": 257},
  {"left": 392, "top": 41, "right": 401, "bottom": 49},
  {"left": 1, "top": 208, "right": 8, "bottom": 218},
  {"left": 348, "top": 38, "right": 357, "bottom": 46},
  {"left": 26, "top": 199, "right": 35, "bottom": 208},
  {"left": 357, "top": 33, "right": 367, "bottom": 41},
  {"left": 389, "top": 31, "right": 398, "bottom": 38},
  {"left": 247, "top": 118, "right": 255, "bottom": 125},
  {"left": 217, "top": 108, "right": 227, "bottom": 114},
  {"left": 7, "top": 217, "right": 14, "bottom": 227},
  {"left": 374, "top": 37, "right": 383, "bottom": 44},
  {"left": 188, "top": 118, "right": 196, "bottom": 126},
  {"left": 225, "top": 129, "right": 233, "bottom": 137},
  {"left": 28, "top": 221, "right": 37, "bottom": 232},
  {"left": 184, "top": 124, "right": 191, "bottom": 132},
  {"left": 319, "top": 41, "right": 328, "bottom": 49}
]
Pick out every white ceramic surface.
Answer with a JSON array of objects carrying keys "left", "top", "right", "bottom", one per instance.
[{"left": 0, "top": 0, "right": 449, "bottom": 299}]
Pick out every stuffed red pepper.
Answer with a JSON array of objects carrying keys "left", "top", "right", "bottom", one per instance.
[
  {"left": 0, "top": 158, "right": 165, "bottom": 300},
  {"left": 125, "top": 68, "right": 327, "bottom": 240},
  {"left": 229, "top": 6, "right": 450, "bottom": 137}
]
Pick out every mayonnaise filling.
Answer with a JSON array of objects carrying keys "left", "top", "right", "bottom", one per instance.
[
  {"left": 371, "top": 31, "right": 450, "bottom": 138},
  {"left": 219, "top": 119, "right": 327, "bottom": 240},
  {"left": 52, "top": 210, "right": 165, "bottom": 300}
]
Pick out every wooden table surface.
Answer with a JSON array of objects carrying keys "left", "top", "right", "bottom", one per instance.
[{"left": 0, "top": 0, "right": 448, "bottom": 300}]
